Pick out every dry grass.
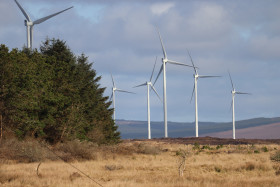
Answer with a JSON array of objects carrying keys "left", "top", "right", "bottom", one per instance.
[{"left": 0, "top": 141, "right": 280, "bottom": 186}]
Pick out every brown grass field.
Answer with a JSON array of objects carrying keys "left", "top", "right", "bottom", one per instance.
[{"left": 1, "top": 138, "right": 280, "bottom": 187}]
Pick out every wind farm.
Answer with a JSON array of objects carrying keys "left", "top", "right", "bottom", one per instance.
[
  {"left": 1, "top": 1, "right": 280, "bottom": 186},
  {"left": 4, "top": 0, "right": 279, "bottom": 141}
]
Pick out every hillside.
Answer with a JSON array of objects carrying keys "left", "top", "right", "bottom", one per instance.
[
  {"left": 203, "top": 123, "right": 280, "bottom": 139},
  {"left": 116, "top": 117, "right": 280, "bottom": 139}
]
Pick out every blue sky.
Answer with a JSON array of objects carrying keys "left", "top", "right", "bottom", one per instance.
[{"left": 1, "top": 0, "right": 280, "bottom": 122}]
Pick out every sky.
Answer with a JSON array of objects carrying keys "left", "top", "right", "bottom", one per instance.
[{"left": 1, "top": 0, "right": 280, "bottom": 123}]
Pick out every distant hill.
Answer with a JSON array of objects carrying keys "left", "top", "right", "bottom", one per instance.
[
  {"left": 203, "top": 123, "right": 280, "bottom": 139},
  {"left": 116, "top": 117, "right": 280, "bottom": 139}
]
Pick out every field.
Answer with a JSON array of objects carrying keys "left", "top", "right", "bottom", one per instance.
[{"left": 1, "top": 137, "right": 280, "bottom": 187}]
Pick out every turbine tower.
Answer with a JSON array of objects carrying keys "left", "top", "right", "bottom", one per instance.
[
  {"left": 154, "top": 28, "right": 194, "bottom": 138},
  {"left": 110, "top": 74, "right": 134, "bottom": 121},
  {"left": 228, "top": 71, "right": 250, "bottom": 139},
  {"left": 14, "top": 0, "right": 73, "bottom": 49},
  {"left": 188, "top": 51, "right": 220, "bottom": 137},
  {"left": 134, "top": 57, "right": 162, "bottom": 139}
]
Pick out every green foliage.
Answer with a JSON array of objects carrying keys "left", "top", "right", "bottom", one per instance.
[
  {"left": 0, "top": 39, "right": 119, "bottom": 144},
  {"left": 176, "top": 149, "right": 186, "bottom": 156},
  {"left": 193, "top": 142, "right": 200, "bottom": 150},
  {"left": 254, "top": 150, "right": 260, "bottom": 154},
  {"left": 216, "top": 144, "right": 223, "bottom": 150},
  {"left": 202, "top": 145, "right": 213, "bottom": 150},
  {"left": 271, "top": 151, "right": 280, "bottom": 162},
  {"left": 261, "top": 146, "right": 268, "bottom": 152}
]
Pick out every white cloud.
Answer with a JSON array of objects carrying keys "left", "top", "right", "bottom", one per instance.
[{"left": 150, "top": 2, "right": 175, "bottom": 16}]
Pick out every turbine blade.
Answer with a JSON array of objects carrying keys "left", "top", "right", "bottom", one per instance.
[
  {"left": 33, "top": 6, "right": 73, "bottom": 25},
  {"left": 153, "top": 64, "right": 163, "bottom": 86},
  {"left": 157, "top": 28, "right": 167, "bottom": 59},
  {"left": 228, "top": 71, "right": 234, "bottom": 90},
  {"left": 150, "top": 56, "right": 157, "bottom": 82},
  {"left": 236, "top": 92, "right": 251, "bottom": 95},
  {"left": 199, "top": 75, "right": 221, "bottom": 78},
  {"left": 133, "top": 83, "right": 147, "bottom": 88},
  {"left": 190, "top": 82, "right": 195, "bottom": 103},
  {"left": 151, "top": 84, "right": 162, "bottom": 102},
  {"left": 116, "top": 89, "right": 135, "bottom": 94},
  {"left": 167, "top": 60, "right": 194, "bottom": 68},
  {"left": 111, "top": 73, "right": 115, "bottom": 88},
  {"left": 109, "top": 92, "right": 113, "bottom": 101},
  {"left": 187, "top": 50, "right": 198, "bottom": 74},
  {"left": 14, "top": 0, "right": 31, "bottom": 21}
]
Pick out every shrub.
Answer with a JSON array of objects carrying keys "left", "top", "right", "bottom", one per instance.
[
  {"left": 138, "top": 143, "right": 161, "bottom": 155},
  {"left": 261, "top": 146, "right": 269, "bottom": 152},
  {"left": 271, "top": 151, "right": 280, "bottom": 162},
  {"left": 0, "top": 138, "right": 53, "bottom": 162},
  {"left": 56, "top": 140, "right": 97, "bottom": 161},
  {"left": 216, "top": 145, "right": 223, "bottom": 150},
  {"left": 193, "top": 142, "right": 200, "bottom": 150},
  {"left": 254, "top": 150, "right": 260, "bottom": 154},
  {"left": 202, "top": 145, "right": 212, "bottom": 150},
  {"left": 176, "top": 149, "right": 189, "bottom": 157}
]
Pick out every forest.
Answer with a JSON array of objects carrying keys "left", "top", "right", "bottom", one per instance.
[{"left": 0, "top": 38, "right": 120, "bottom": 144}]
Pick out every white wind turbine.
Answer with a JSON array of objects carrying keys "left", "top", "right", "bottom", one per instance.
[
  {"left": 110, "top": 74, "right": 134, "bottom": 121},
  {"left": 134, "top": 57, "right": 162, "bottom": 139},
  {"left": 188, "top": 51, "right": 220, "bottom": 138},
  {"left": 14, "top": 0, "right": 73, "bottom": 49},
  {"left": 228, "top": 71, "right": 251, "bottom": 139},
  {"left": 154, "top": 28, "right": 194, "bottom": 138}
]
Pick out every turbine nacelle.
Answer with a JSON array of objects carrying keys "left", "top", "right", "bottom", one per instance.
[
  {"left": 24, "top": 20, "right": 33, "bottom": 26},
  {"left": 162, "top": 58, "right": 168, "bottom": 63}
]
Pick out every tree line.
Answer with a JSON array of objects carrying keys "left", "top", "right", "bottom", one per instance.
[{"left": 0, "top": 39, "right": 120, "bottom": 144}]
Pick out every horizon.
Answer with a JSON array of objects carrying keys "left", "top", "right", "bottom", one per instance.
[{"left": 116, "top": 116, "right": 280, "bottom": 124}]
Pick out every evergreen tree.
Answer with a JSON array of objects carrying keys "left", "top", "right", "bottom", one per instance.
[{"left": 0, "top": 39, "right": 120, "bottom": 144}]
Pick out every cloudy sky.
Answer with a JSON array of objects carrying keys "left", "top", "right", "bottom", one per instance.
[{"left": 1, "top": 0, "right": 280, "bottom": 123}]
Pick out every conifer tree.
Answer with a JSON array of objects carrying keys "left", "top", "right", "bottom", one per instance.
[{"left": 0, "top": 39, "right": 120, "bottom": 144}]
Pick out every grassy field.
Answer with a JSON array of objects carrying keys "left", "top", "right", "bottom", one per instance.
[{"left": 1, "top": 139, "right": 280, "bottom": 187}]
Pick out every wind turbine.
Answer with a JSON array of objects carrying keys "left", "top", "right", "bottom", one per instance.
[
  {"left": 154, "top": 28, "right": 194, "bottom": 138},
  {"left": 228, "top": 71, "right": 251, "bottom": 139},
  {"left": 134, "top": 57, "right": 162, "bottom": 139},
  {"left": 14, "top": 0, "right": 73, "bottom": 49},
  {"left": 188, "top": 50, "right": 220, "bottom": 138},
  {"left": 110, "top": 74, "right": 134, "bottom": 121}
]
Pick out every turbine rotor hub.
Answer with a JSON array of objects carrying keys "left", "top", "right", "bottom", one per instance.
[{"left": 25, "top": 20, "right": 33, "bottom": 26}]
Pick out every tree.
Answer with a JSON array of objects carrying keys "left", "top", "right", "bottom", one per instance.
[{"left": 0, "top": 39, "right": 120, "bottom": 144}]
